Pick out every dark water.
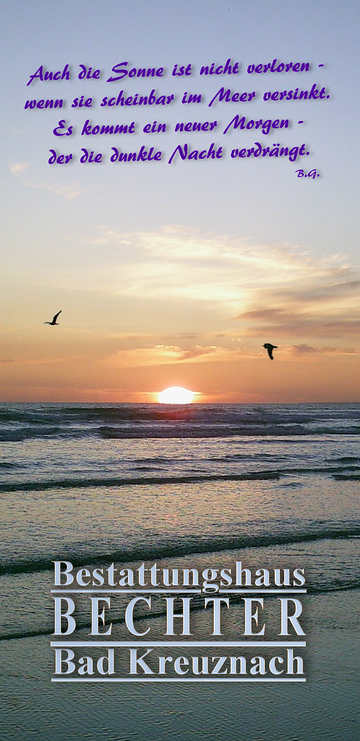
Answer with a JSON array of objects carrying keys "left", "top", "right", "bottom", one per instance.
[{"left": 0, "top": 402, "right": 359, "bottom": 640}]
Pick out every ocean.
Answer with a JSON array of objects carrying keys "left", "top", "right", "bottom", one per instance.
[
  {"left": 1, "top": 401, "right": 359, "bottom": 639},
  {"left": 0, "top": 402, "right": 359, "bottom": 739}
]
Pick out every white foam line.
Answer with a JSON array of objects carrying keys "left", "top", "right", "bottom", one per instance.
[
  {"left": 51, "top": 677, "right": 306, "bottom": 683},
  {"left": 219, "top": 589, "right": 307, "bottom": 594},
  {"left": 51, "top": 641, "right": 306, "bottom": 648},
  {"left": 51, "top": 589, "right": 202, "bottom": 594},
  {"left": 51, "top": 588, "right": 306, "bottom": 594}
]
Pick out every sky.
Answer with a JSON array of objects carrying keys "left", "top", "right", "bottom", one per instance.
[{"left": 1, "top": 0, "right": 360, "bottom": 403}]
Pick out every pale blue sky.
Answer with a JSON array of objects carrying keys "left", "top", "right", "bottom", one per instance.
[{"left": 2, "top": 1, "right": 360, "bottom": 250}]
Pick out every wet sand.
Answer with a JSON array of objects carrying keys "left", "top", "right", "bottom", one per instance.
[{"left": 0, "top": 590, "right": 358, "bottom": 740}]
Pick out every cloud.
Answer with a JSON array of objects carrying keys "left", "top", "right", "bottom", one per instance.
[
  {"left": 79, "top": 228, "right": 309, "bottom": 316},
  {"left": 10, "top": 162, "right": 88, "bottom": 200},
  {"left": 20, "top": 226, "right": 360, "bottom": 358},
  {"left": 10, "top": 162, "right": 30, "bottom": 174},
  {"left": 239, "top": 296, "right": 360, "bottom": 339},
  {"left": 180, "top": 345, "right": 218, "bottom": 360},
  {"left": 0, "top": 356, "right": 69, "bottom": 366},
  {"left": 85, "top": 227, "right": 360, "bottom": 346},
  {"left": 290, "top": 344, "right": 357, "bottom": 357}
]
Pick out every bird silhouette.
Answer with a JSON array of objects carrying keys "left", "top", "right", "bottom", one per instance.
[
  {"left": 263, "top": 343, "right": 277, "bottom": 360},
  {"left": 44, "top": 310, "right": 62, "bottom": 326}
]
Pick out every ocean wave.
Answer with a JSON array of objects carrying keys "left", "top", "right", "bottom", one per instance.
[
  {"left": 98, "top": 424, "right": 312, "bottom": 439},
  {"left": 1, "top": 527, "right": 359, "bottom": 577},
  {"left": 1, "top": 576, "right": 360, "bottom": 643},
  {"left": 0, "top": 428, "right": 68, "bottom": 442},
  {"left": 1, "top": 462, "right": 359, "bottom": 492},
  {"left": 0, "top": 402, "right": 359, "bottom": 441},
  {"left": 0, "top": 471, "right": 282, "bottom": 493},
  {"left": 333, "top": 474, "right": 360, "bottom": 481},
  {"left": 327, "top": 456, "right": 360, "bottom": 463}
]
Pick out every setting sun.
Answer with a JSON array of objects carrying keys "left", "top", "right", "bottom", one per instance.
[{"left": 158, "top": 386, "right": 195, "bottom": 404}]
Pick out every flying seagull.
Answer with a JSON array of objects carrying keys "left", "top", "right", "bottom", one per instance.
[
  {"left": 44, "top": 310, "right": 62, "bottom": 326},
  {"left": 263, "top": 343, "right": 277, "bottom": 360}
]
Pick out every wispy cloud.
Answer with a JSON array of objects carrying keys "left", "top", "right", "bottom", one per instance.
[
  {"left": 10, "top": 162, "right": 30, "bottom": 174},
  {"left": 290, "top": 344, "right": 357, "bottom": 357},
  {"left": 83, "top": 227, "right": 360, "bottom": 347},
  {"left": 9, "top": 226, "right": 359, "bottom": 367},
  {"left": 238, "top": 278, "right": 360, "bottom": 339},
  {"left": 0, "top": 356, "right": 68, "bottom": 365},
  {"left": 10, "top": 162, "right": 88, "bottom": 200}
]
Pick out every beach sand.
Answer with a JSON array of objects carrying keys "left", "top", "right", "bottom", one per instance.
[{"left": 0, "top": 590, "right": 358, "bottom": 741}]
